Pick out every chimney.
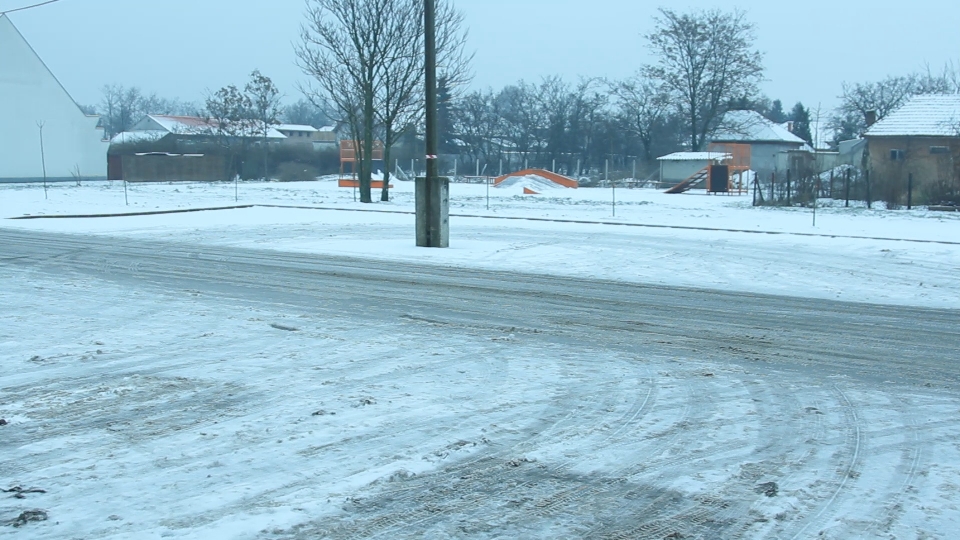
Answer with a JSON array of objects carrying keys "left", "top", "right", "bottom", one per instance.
[{"left": 865, "top": 110, "right": 878, "bottom": 127}]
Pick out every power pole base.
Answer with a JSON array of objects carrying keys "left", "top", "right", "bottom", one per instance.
[{"left": 415, "top": 176, "right": 449, "bottom": 248}]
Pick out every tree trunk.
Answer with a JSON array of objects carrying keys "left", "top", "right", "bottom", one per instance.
[
  {"left": 690, "top": 101, "right": 699, "bottom": 151},
  {"left": 361, "top": 81, "right": 374, "bottom": 203}
]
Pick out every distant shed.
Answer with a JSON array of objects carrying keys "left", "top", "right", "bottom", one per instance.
[{"left": 657, "top": 152, "right": 731, "bottom": 187}]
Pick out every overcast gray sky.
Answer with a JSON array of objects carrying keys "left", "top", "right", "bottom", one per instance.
[{"left": 5, "top": 0, "right": 959, "bottom": 112}]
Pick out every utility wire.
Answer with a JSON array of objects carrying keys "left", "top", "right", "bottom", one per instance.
[{"left": 1, "top": 0, "right": 62, "bottom": 15}]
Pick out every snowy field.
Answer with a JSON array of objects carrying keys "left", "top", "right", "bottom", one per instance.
[{"left": 2, "top": 178, "right": 959, "bottom": 308}]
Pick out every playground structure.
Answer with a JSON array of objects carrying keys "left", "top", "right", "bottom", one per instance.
[
  {"left": 664, "top": 144, "right": 751, "bottom": 194},
  {"left": 338, "top": 140, "right": 392, "bottom": 188}
]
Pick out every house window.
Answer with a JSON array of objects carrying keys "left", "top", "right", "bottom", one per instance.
[
  {"left": 930, "top": 146, "right": 950, "bottom": 155},
  {"left": 890, "top": 149, "right": 906, "bottom": 161}
]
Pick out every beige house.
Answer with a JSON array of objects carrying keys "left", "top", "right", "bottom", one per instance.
[
  {"left": 275, "top": 124, "right": 338, "bottom": 149},
  {"left": 864, "top": 95, "right": 960, "bottom": 205}
]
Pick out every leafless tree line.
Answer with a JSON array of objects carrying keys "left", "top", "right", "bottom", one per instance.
[{"left": 440, "top": 8, "right": 765, "bottom": 182}]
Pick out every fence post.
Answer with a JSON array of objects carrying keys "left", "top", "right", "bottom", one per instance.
[
  {"left": 845, "top": 168, "right": 851, "bottom": 208},
  {"left": 907, "top": 173, "right": 913, "bottom": 210},
  {"left": 813, "top": 175, "right": 819, "bottom": 226},
  {"left": 770, "top": 171, "right": 775, "bottom": 202},
  {"left": 865, "top": 169, "right": 872, "bottom": 209},
  {"left": 786, "top": 168, "right": 792, "bottom": 206}
]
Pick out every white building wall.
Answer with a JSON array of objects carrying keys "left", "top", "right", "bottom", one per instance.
[{"left": 0, "top": 15, "right": 107, "bottom": 181}]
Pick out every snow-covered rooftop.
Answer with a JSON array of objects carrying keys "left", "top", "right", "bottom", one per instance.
[
  {"left": 275, "top": 124, "right": 319, "bottom": 133},
  {"left": 712, "top": 110, "right": 806, "bottom": 144},
  {"left": 144, "top": 115, "right": 286, "bottom": 139},
  {"left": 865, "top": 94, "right": 960, "bottom": 138},
  {"left": 657, "top": 152, "right": 731, "bottom": 162},
  {"left": 110, "top": 130, "right": 167, "bottom": 145}
]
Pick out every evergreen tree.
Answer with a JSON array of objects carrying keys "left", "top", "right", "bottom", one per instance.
[
  {"left": 766, "top": 99, "right": 787, "bottom": 123},
  {"left": 789, "top": 102, "right": 812, "bottom": 144},
  {"left": 437, "top": 76, "right": 455, "bottom": 154}
]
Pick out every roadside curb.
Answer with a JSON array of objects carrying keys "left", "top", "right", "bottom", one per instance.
[{"left": 8, "top": 205, "right": 256, "bottom": 220}]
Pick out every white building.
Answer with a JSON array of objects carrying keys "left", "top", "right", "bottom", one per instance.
[{"left": 0, "top": 14, "right": 106, "bottom": 182}]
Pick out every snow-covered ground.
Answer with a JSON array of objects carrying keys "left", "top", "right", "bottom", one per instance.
[
  {"left": 2, "top": 179, "right": 959, "bottom": 308},
  {"left": 3, "top": 179, "right": 960, "bottom": 538},
  {"left": 3, "top": 236, "right": 960, "bottom": 539}
]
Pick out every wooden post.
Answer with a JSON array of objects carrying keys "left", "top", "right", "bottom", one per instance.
[{"left": 786, "top": 168, "right": 791, "bottom": 206}]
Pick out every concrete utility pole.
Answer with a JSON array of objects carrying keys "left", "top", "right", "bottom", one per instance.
[{"left": 415, "top": 0, "right": 449, "bottom": 247}]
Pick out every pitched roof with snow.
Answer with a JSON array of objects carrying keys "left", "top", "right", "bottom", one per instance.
[
  {"left": 712, "top": 110, "right": 806, "bottom": 144},
  {"left": 110, "top": 130, "right": 167, "bottom": 145},
  {"left": 657, "top": 152, "right": 731, "bottom": 162},
  {"left": 864, "top": 94, "right": 960, "bottom": 138},
  {"left": 145, "top": 115, "right": 286, "bottom": 139},
  {"left": 275, "top": 124, "right": 319, "bottom": 132}
]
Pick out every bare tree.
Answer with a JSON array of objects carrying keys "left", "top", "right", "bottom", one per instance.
[
  {"left": 97, "top": 85, "right": 199, "bottom": 138},
  {"left": 610, "top": 74, "right": 670, "bottom": 163},
  {"left": 298, "top": 0, "right": 399, "bottom": 203},
  {"left": 496, "top": 82, "right": 541, "bottom": 166},
  {"left": 298, "top": 0, "right": 470, "bottom": 202},
  {"left": 99, "top": 85, "right": 143, "bottom": 138},
  {"left": 283, "top": 98, "right": 334, "bottom": 127},
  {"left": 245, "top": 70, "right": 282, "bottom": 180},
  {"left": 645, "top": 8, "right": 764, "bottom": 151},
  {"left": 452, "top": 89, "right": 503, "bottom": 164},
  {"left": 373, "top": 0, "right": 422, "bottom": 200},
  {"left": 205, "top": 85, "right": 252, "bottom": 179},
  {"left": 564, "top": 79, "right": 607, "bottom": 175}
]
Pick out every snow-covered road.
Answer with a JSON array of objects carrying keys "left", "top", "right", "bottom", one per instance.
[{"left": 3, "top": 229, "right": 960, "bottom": 539}]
